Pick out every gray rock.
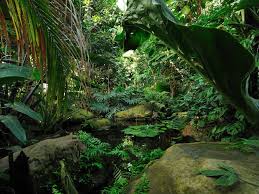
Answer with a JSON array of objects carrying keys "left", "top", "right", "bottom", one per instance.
[{"left": 0, "top": 134, "right": 85, "bottom": 190}]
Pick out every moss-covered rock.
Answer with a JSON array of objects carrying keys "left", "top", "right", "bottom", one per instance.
[
  {"left": 87, "top": 118, "right": 111, "bottom": 129},
  {"left": 115, "top": 104, "right": 153, "bottom": 120},
  {"left": 70, "top": 109, "right": 94, "bottom": 121},
  {"left": 127, "top": 143, "right": 259, "bottom": 194}
]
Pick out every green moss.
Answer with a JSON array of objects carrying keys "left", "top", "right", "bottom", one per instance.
[
  {"left": 71, "top": 109, "right": 94, "bottom": 121},
  {"left": 86, "top": 118, "right": 111, "bottom": 129},
  {"left": 115, "top": 105, "right": 152, "bottom": 120}
]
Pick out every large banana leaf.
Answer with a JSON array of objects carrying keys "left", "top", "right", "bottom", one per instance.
[
  {"left": 123, "top": 0, "right": 259, "bottom": 124},
  {"left": 0, "top": 115, "right": 27, "bottom": 144},
  {"left": 5, "top": 102, "right": 43, "bottom": 122},
  {"left": 0, "top": 63, "right": 39, "bottom": 84}
]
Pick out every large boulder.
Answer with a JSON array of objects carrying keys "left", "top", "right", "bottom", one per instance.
[
  {"left": 0, "top": 134, "right": 85, "bottom": 191},
  {"left": 127, "top": 143, "right": 259, "bottom": 194},
  {"left": 115, "top": 104, "right": 153, "bottom": 120}
]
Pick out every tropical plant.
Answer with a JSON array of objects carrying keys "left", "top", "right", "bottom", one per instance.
[
  {"left": 0, "top": 62, "right": 43, "bottom": 144},
  {"left": 123, "top": 0, "right": 259, "bottom": 125},
  {"left": 76, "top": 131, "right": 111, "bottom": 184},
  {"left": 77, "top": 131, "right": 164, "bottom": 192},
  {"left": 102, "top": 144, "right": 163, "bottom": 193},
  {"left": 143, "top": 88, "right": 170, "bottom": 112},
  {"left": 0, "top": 0, "right": 88, "bottom": 115},
  {"left": 89, "top": 87, "right": 143, "bottom": 118}
]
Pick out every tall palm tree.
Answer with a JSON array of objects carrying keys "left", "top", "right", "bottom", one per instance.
[{"left": 0, "top": 0, "right": 88, "bottom": 111}]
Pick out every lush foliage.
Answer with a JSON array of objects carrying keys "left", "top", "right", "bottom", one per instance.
[
  {"left": 0, "top": 63, "right": 43, "bottom": 144},
  {"left": 77, "top": 131, "right": 164, "bottom": 192},
  {"left": 77, "top": 131, "right": 111, "bottom": 184},
  {"left": 123, "top": 118, "right": 186, "bottom": 137},
  {"left": 134, "top": 174, "right": 150, "bottom": 194},
  {"left": 89, "top": 87, "right": 143, "bottom": 118},
  {"left": 1, "top": 0, "right": 87, "bottom": 111},
  {"left": 1, "top": 0, "right": 259, "bottom": 193},
  {"left": 124, "top": 0, "right": 259, "bottom": 124}
]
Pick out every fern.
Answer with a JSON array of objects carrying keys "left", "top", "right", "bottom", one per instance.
[
  {"left": 102, "top": 176, "right": 128, "bottom": 194},
  {"left": 52, "top": 184, "right": 63, "bottom": 194},
  {"left": 78, "top": 131, "right": 115, "bottom": 159},
  {"left": 89, "top": 87, "right": 144, "bottom": 118},
  {"left": 102, "top": 145, "right": 163, "bottom": 194},
  {"left": 89, "top": 102, "right": 110, "bottom": 113},
  {"left": 122, "top": 97, "right": 142, "bottom": 105},
  {"left": 94, "top": 92, "right": 109, "bottom": 101},
  {"left": 76, "top": 131, "right": 165, "bottom": 193},
  {"left": 106, "top": 106, "right": 124, "bottom": 119},
  {"left": 109, "top": 147, "right": 129, "bottom": 160},
  {"left": 135, "top": 174, "right": 150, "bottom": 194},
  {"left": 76, "top": 131, "right": 112, "bottom": 185},
  {"left": 123, "top": 117, "right": 187, "bottom": 137},
  {"left": 77, "top": 131, "right": 110, "bottom": 167}
]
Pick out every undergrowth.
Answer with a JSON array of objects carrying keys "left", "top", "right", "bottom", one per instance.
[
  {"left": 123, "top": 118, "right": 186, "bottom": 137},
  {"left": 77, "top": 131, "right": 164, "bottom": 193},
  {"left": 89, "top": 87, "right": 143, "bottom": 118},
  {"left": 135, "top": 174, "right": 150, "bottom": 194}
]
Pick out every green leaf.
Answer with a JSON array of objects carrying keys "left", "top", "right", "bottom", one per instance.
[
  {"left": 5, "top": 0, "right": 87, "bottom": 114},
  {"left": 215, "top": 173, "right": 239, "bottom": 187},
  {"left": 199, "top": 169, "right": 227, "bottom": 177},
  {"left": 5, "top": 102, "right": 43, "bottom": 122},
  {"left": 199, "top": 163, "right": 239, "bottom": 187},
  {"left": 0, "top": 63, "right": 33, "bottom": 84},
  {"left": 32, "top": 68, "right": 41, "bottom": 81},
  {"left": 114, "top": 26, "right": 126, "bottom": 41},
  {"left": 124, "top": 0, "right": 259, "bottom": 124},
  {"left": 0, "top": 115, "right": 27, "bottom": 144},
  {"left": 218, "top": 163, "right": 236, "bottom": 174}
]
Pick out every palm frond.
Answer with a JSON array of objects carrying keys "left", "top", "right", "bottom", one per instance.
[{"left": 1, "top": 0, "right": 88, "bottom": 113}]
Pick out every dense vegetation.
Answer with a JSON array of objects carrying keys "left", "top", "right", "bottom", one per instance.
[{"left": 0, "top": 0, "right": 258, "bottom": 193}]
